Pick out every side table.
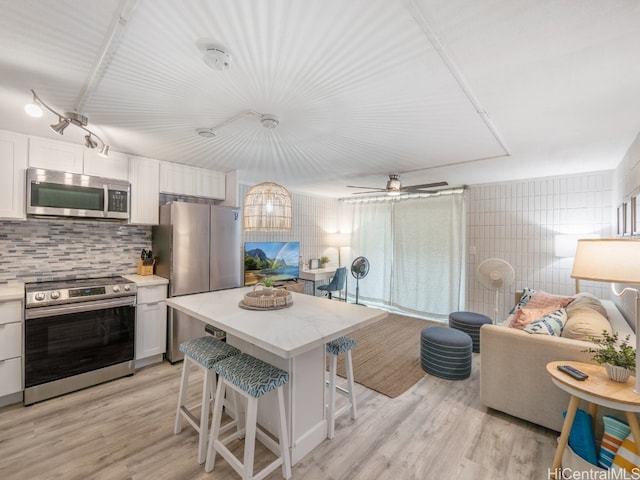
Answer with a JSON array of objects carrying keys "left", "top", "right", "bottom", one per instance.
[{"left": 546, "top": 360, "right": 640, "bottom": 478}]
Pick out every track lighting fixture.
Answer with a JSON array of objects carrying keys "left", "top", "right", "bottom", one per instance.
[
  {"left": 197, "top": 110, "right": 280, "bottom": 137},
  {"left": 24, "top": 89, "right": 110, "bottom": 157},
  {"left": 50, "top": 117, "right": 70, "bottom": 135}
]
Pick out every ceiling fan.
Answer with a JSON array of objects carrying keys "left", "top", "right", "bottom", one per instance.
[{"left": 347, "top": 174, "right": 448, "bottom": 196}]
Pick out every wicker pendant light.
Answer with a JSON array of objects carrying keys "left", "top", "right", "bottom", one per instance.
[{"left": 243, "top": 182, "right": 292, "bottom": 231}]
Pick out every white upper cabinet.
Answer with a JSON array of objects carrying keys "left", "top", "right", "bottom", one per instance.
[
  {"left": 0, "top": 130, "right": 28, "bottom": 220},
  {"left": 129, "top": 155, "right": 160, "bottom": 225},
  {"left": 83, "top": 149, "right": 129, "bottom": 181},
  {"left": 160, "top": 161, "right": 225, "bottom": 200},
  {"left": 28, "top": 137, "right": 84, "bottom": 173},
  {"left": 29, "top": 137, "right": 130, "bottom": 181}
]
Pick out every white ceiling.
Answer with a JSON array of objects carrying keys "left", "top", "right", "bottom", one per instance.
[{"left": 1, "top": 0, "right": 639, "bottom": 198}]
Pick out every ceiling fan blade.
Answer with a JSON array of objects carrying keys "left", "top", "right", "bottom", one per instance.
[
  {"left": 346, "top": 185, "right": 384, "bottom": 190},
  {"left": 351, "top": 190, "right": 385, "bottom": 195},
  {"left": 403, "top": 181, "right": 449, "bottom": 190}
]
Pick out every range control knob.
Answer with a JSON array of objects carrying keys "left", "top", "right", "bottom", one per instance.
[
  {"left": 123, "top": 284, "right": 131, "bottom": 292},
  {"left": 50, "top": 291, "right": 61, "bottom": 299},
  {"left": 34, "top": 292, "right": 46, "bottom": 301},
  {"left": 112, "top": 285, "right": 121, "bottom": 293}
]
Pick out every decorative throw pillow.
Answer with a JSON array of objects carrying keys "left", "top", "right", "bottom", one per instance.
[
  {"left": 523, "top": 308, "right": 567, "bottom": 335},
  {"left": 612, "top": 433, "right": 640, "bottom": 473},
  {"left": 510, "top": 288, "right": 537, "bottom": 313},
  {"left": 561, "top": 306, "right": 611, "bottom": 341},
  {"left": 563, "top": 408, "right": 598, "bottom": 466},
  {"left": 526, "top": 290, "right": 574, "bottom": 310},
  {"left": 509, "top": 305, "right": 564, "bottom": 330},
  {"left": 599, "top": 416, "right": 631, "bottom": 468}
]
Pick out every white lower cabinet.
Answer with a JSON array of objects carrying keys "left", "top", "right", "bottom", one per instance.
[
  {"left": 0, "top": 299, "right": 23, "bottom": 403},
  {"left": 135, "top": 283, "right": 167, "bottom": 366}
]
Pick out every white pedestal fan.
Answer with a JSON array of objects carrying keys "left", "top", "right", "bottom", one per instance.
[{"left": 476, "top": 258, "right": 516, "bottom": 323}]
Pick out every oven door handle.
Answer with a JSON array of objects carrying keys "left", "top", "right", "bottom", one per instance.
[{"left": 25, "top": 296, "right": 136, "bottom": 319}]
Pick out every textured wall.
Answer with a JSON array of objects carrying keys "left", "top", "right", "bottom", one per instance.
[
  {"left": 0, "top": 217, "right": 151, "bottom": 283},
  {"left": 466, "top": 171, "right": 614, "bottom": 320}
]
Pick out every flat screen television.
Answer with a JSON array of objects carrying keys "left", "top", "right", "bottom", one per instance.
[{"left": 244, "top": 241, "right": 300, "bottom": 285}]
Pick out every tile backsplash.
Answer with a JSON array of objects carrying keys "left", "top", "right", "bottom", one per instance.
[{"left": 0, "top": 217, "right": 151, "bottom": 283}]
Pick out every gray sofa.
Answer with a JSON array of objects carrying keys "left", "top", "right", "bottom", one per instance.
[{"left": 480, "top": 294, "right": 635, "bottom": 432}]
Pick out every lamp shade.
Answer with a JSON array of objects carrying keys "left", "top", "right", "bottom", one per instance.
[
  {"left": 243, "top": 182, "right": 292, "bottom": 231},
  {"left": 326, "top": 232, "right": 351, "bottom": 247},
  {"left": 571, "top": 239, "right": 640, "bottom": 283}
]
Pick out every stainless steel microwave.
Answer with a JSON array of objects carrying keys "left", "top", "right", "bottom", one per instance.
[{"left": 27, "top": 168, "right": 130, "bottom": 220}]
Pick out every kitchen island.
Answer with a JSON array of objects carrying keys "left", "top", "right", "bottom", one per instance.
[{"left": 166, "top": 286, "right": 387, "bottom": 464}]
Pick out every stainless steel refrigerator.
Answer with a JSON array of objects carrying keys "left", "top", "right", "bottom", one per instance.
[{"left": 152, "top": 202, "right": 242, "bottom": 362}]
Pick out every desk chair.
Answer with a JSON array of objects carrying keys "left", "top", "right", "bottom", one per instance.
[{"left": 317, "top": 266, "right": 346, "bottom": 300}]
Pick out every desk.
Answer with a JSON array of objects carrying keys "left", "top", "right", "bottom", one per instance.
[
  {"left": 298, "top": 267, "right": 337, "bottom": 295},
  {"left": 167, "top": 287, "right": 387, "bottom": 463},
  {"left": 546, "top": 361, "right": 640, "bottom": 478}
]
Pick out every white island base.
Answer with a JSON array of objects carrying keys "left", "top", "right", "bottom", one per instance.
[
  {"left": 166, "top": 287, "right": 387, "bottom": 465},
  {"left": 227, "top": 335, "right": 326, "bottom": 464}
]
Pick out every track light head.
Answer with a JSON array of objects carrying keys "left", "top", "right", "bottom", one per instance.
[
  {"left": 98, "top": 144, "right": 109, "bottom": 158},
  {"left": 84, "top": 135, "right": 98, "bottom": 149},
  {"left": 50, "top": 117, "right": 70, "bottom": 135},
  {"left": 24, "top": 91, "right": 43, "bottom": 118}
]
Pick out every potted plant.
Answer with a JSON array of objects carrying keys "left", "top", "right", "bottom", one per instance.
[
  {"left": 260, "top": 277, "right": 274, "bottom": 296},
  {"left": 320, "top": 256, "right": 330, "bottom": 267},
  {"left": 583, "top": 331, "right": 636, "bottom": 382}
]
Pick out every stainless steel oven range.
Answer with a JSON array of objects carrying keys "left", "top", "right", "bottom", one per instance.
[{"left": 24, "top": 276, "right": 137, "bottom": 405}]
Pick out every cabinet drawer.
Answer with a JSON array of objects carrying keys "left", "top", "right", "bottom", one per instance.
[
  {"left": 0, "top": 300, "right": 21, "bottom": 325},
  {"left": 137, "top": 284, "right": 167, "bottom": 304},
  {"left": 0, "top": 322, "right": 21, "bottom": 360},
  {"left": 0, "top": 357, "right": 22, "bottom": 396}
]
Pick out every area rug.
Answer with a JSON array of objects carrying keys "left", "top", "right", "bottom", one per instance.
[{"left": 333, "top": 313, "right": 441, "bottom": 398}]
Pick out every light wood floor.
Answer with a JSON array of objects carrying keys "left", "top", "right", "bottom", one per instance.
[{"left": 0, "top": 355, "right": 556, "bottom": 479}]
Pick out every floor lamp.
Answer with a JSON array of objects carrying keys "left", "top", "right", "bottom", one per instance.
[{"left": 571, "top": 239, "right": 640, "bottom": 393}]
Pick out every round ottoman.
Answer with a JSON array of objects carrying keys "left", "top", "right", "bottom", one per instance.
[
  {"left": 448, "top": 311, "right": 492, "bottom": 353},
  {"left": 420, "top": 326, "right": 472, "bottom": 380}
]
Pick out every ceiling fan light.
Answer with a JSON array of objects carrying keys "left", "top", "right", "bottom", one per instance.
[{"left": 50, "top": 117, "right": 70, "bottom": 135}]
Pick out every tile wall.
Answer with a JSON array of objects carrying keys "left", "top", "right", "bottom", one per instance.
[
  {"left": 240, "top": 184, "right": 341, "bottom": 294},
  {"left": 465, "top": 171, "right": 614, "bottom": 320},
  {"left": 0, "top": 218, "right": 150, "bottom": 283}
]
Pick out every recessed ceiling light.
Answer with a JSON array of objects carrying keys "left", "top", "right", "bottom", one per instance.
[
  {"left": 202, "top": 45, "right": 231, "bottom": 71},
  {"left": 196, "top": 128, "right": 216, "bottom": 138}
]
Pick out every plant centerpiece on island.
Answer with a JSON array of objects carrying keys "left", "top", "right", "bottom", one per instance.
[
  {"left": 583, "top": 331, "right": 636, "bottom": 383},
  {"left": 260, "top": 277, "right": 274, "bottom": 296}
]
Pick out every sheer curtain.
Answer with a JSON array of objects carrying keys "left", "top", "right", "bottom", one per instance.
[{"left": 342, "top": 191, "right": 466, "bottom": 320}]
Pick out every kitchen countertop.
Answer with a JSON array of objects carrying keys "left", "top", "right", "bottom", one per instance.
[
  {"left": 122, "top": 274, "right": 169, "bottom": 286},
  {"left": 167, "top": 286, "right": 387, "bottom": 358},
  {"left": 0, "top": 282, "right": 24, "bottom": 301}
]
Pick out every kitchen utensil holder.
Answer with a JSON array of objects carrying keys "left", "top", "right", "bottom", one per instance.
[{"left": 137, "top": 259, "right": 155, "bottom": 276}]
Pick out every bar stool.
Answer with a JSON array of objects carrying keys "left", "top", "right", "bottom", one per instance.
[
  {"left": 174, "top": 336, "right": 241, "bottom": 464},
  {"left": 205, "top": 352, "right": 291, "bottom": 480},
  {"left": 326, "top": 336, "right": 357, "bottom": 439}
]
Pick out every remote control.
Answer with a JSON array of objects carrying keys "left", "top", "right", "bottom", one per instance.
[{"left": 557, "top": 365, "right": 589, "bottom": 381}]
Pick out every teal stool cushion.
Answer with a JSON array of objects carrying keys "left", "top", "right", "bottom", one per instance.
[
  {"left": 326, "top": 336, "right": 356, "bottom": 356},
  {"left": 179, "top": 336, "right": 240, "bottom": 368},
  {"left": 214, "top": 353, "right": 289, "bottom": 398}
]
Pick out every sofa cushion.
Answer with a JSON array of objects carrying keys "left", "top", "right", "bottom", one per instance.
[
  {"left": 510, "top": 287, "right": 537, "bottom": 313},
  {"left": 523, "top": 308, "right": 567, "bottom": 335},
  {"left": 612, "top": 433, "right": 640, "bottom": 474},
  {"left": 563, "top": 408, "right": 598, "bottom": 466},
  {"left": 525, "top": 290, "right": 574, "bottom": 310},
  {"left": 566, "top": 292, "right": 607, "bottom": 318},
  {"left": 599, "top": 415, "right": 631, "bottom": 469},
  {"left": 561, "top": 306, "right": 611, "bottom": 341}
]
